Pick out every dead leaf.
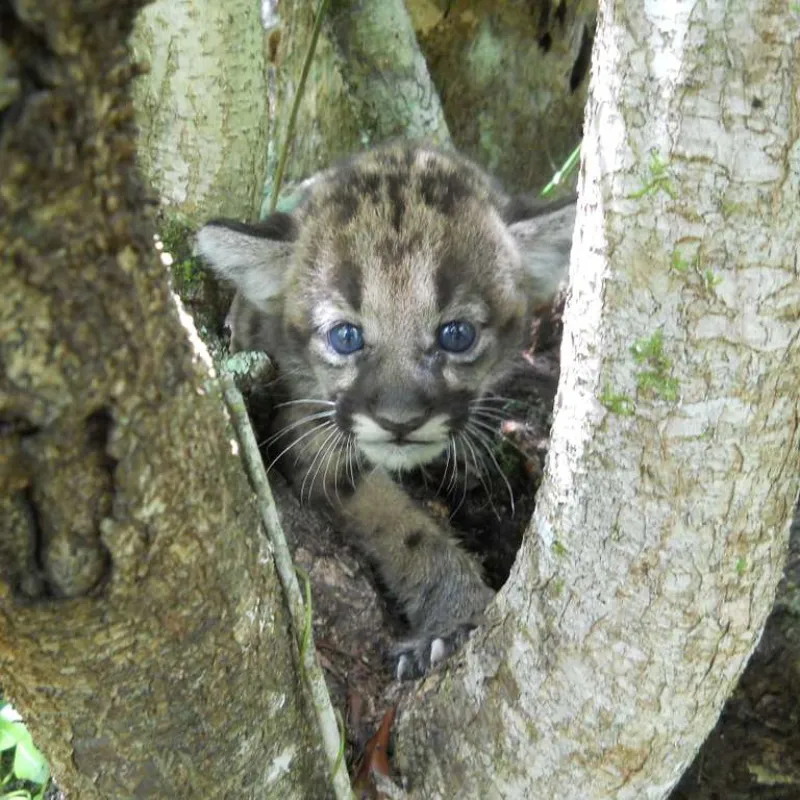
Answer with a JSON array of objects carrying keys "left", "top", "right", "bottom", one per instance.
[{"left": 352, "top": 705, "right": 397, "bottom": 798}]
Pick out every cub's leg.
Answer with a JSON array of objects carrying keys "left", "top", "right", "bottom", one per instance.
[{"left": 340, "top": 469, "right": 494, "bottom": 679}]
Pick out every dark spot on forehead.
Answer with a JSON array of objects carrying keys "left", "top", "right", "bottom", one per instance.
[
  {"left": 332, "top": 259, "right": 362, "bottom": 311},
  {"left": 328, "top": 169, "right": 383, "bottom": 224},
  {"left": 360, "top": 172, "right": 381, "bottom": 200},
  {"left": 331, "top": 190, "right": 360, "bottom": 225},
  {"left": 342, "top": 171, "right": 381, "bottom": 204},
  {"left": 376, "top": 236, "right": 402, "bottom": 264},
  {"left": 385, "top": 172, "right": 406, "bottom": 231},
  {"left": 419, "top": 169, "right": 470, "bottom": 216}
]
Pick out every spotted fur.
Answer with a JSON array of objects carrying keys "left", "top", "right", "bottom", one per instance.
[{"left": 197, "top": 144, "right": 576, "bottom": 678}]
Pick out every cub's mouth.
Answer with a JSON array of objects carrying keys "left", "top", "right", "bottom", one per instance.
[
  {"left": 357, "top": 439, "right": 449, "bottom": 471},
  {"left": 351, "top": 412, "right": 451, "bottom": 471}
]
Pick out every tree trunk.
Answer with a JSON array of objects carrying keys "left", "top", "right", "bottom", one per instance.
[
  {"left": 264, "top": 0, "right": 451, "bottom": 209},
  {"left": 130, "top": 0, "right": 269, "bottom": 225},
  {"left": 0, "top": 2, "right": 329, "bottom": 797},
  {"left": 407, "top": 0, "right": 596, "bottom": 192},
  {"left": 267, "top": 0, "right": 596, "bottom": 203},
  {"left": 674, "top": 502, "right": 800, "bottom": 796},
  {"left": 396, "top": 2, "right": 800, "bottom": 797}
]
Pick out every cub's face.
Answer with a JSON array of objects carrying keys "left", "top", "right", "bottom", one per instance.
[{"left": 197, "top": 145, "right": 575, "bottom": 472}]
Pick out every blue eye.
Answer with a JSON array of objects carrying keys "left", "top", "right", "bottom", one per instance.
[
  {"left": 437, "top": 320, "right": 477, "bottom": 353},
  {"left": 328, "top": 322, "right": 364, "bottom": 355}
]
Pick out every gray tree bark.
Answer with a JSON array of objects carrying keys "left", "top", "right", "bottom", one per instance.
[
  {"left": 130, "top": 0, "right": 269, "bottom": 225},
  {"left": 395, "top": 1, "right": 800, "bottom": 797},
  {"left": 0, "top": 2, "right": 329, "bottom": 797}
]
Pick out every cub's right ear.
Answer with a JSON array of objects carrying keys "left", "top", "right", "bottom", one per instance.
[
  {"left": 505, "top": 196, "right": 577, "bottom": 307},
  {"left": 194, "top": 212, "right": 297, "bottom": 310}
]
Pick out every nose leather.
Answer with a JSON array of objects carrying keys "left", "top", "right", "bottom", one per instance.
[{"left": 372, "top": 414, "right": 429, "bottom": 438}]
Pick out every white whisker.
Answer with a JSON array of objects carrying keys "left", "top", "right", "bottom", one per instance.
[
  {"left": 333, "top": 435, "right": 346, "bottom": 505},
  {"left": 300, "top": 425, "right": 340, "bottom": 505},
  {"left": 447, "top": 436, "right": 460, "bottom": 494},
  {"left": 466, "top": 422, "right": 515, "bottom": 516},
  {"left": 436, "top": 439, "right": 453, "bottom": 495},
  {"left": 321, "top": 431, "right": 346, "bottom": 506},
  {"left": 470, "top": 408, "right": 512, "bottom": 423},
  {"left": 460, "top": 431, "right": 501, "bottom": 520},
  {"left": 274, "top": 398, "right": 337, "bottom": 409},
  {"left": 469, "top": 394, "right": 529, "bottom": 407},
  {"left": 470, "top": 415, "right": 531, "bottom": 461},
  {"left": 267, "top": 420, "right": 335, "bottom": 473},
  {"left": 346, "top": 436, "right": 356, "bottom": 489},
  {"left": 261, "top": 409, "right": 335, "bottom": 447},
  {"left": 449, "top": 437, "right": 470, "bottom": 517}
]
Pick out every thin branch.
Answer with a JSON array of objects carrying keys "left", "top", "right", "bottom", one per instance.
[{"left": 222, "top": 375, "right": 353, "bottom": 800}]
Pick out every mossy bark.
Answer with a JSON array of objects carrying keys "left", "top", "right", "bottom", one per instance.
[{"left": 0, "top": 2, "right": 327, "bottom": 797}]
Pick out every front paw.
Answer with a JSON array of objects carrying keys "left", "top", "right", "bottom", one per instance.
[
  {"left": 393, "top": 575, "right": 495, "bottom": 680},
  {"left": 393, "top": 622, "right": 479, "bottom": 680}
]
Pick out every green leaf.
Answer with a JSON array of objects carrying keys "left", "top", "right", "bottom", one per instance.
[
  {"left": 13, "top": 731, "right": 49, "bottom": 786},
  {"left": 0, "top": 717, "right": 49, "bottom": 788},
  {"left": 0, "top": 720, "right": 19, "bottom": 753}
]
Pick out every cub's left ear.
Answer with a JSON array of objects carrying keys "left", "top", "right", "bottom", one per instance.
[{"left": 506, "top": 196, "right": 577, "bottom": 306}]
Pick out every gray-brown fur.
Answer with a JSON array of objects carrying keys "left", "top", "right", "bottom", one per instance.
[{"left": 196, "top": 144, "right": 576, "bottom": 678}]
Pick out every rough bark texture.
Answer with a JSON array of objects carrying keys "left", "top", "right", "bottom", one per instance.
[
  {"left": 130, "top": 0, "right": 269, "bottom": 225},
  {"left": 0, "top": 2, "right": 328, "bottom": 797},
  {"left": 674, "top": 503, "right": 800, "bottom": 797},
  {"left": 396, "top": 2, "right": 800, "bottom": 797},
  {"left": 407, "top": 0, "right": 596, "bottom": 191}
]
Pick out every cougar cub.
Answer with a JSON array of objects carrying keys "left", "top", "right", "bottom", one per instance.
[{"left": 196, "top": 144, "right": 575, "bottom": 678}]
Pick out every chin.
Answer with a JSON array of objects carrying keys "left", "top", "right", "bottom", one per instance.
[{"left": 358, "top": 440, "right": 448, "bottom": 472}]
